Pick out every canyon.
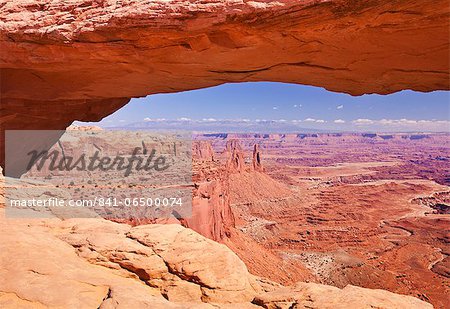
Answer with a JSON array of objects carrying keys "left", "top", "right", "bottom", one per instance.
[
  {"left": 188, "top": 133, "right": 450, "bottom": 308},
  {"left": 235, "top": 134, "right": 449, "bottom": 308},
  {"left": 0, "top": 0, "right": 449, "bottom": 170},
  {"left": 2, "top": 131, "right": 448, "bottom": 307},
  {"left": 1, "top": 0, "right": 449, "bottom": 308}
]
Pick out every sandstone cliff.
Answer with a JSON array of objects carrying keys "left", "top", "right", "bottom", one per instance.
[
  {"left": 225, "top": 139, "right": 246, "bottom": 173},
  {"left": 0, "top": 1, "right": 448, "bottom": 307},
  {"left": 252, "top": 144, "right": 263, "bottom": 172},
  {"left": 193, "top": 141, "right": 216, "bottom": 162}
]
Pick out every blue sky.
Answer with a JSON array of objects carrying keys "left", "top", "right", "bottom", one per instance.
[{"left": 79, "top": 82, "right": 450, "bottom": 132}]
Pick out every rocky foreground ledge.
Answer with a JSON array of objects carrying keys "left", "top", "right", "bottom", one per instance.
[
  {"left": 0, "top": 208, "right": 431, "bottom": 308},
  {"left": 1, "top": 0, "right": 449, "bottom": 170}
]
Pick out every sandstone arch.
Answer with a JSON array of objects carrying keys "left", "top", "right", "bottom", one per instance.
[{"left": 1, "top": 0, "right": 449, "bottom": 171}]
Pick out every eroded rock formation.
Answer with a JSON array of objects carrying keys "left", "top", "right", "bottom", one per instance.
[
  {"left": 188, "top": 178, "right": 235, "bottom": 241},
  {"left": 1, "top": 0, "right": 449, "bottom": 170},
  {"left": 0, "top": 1, "right": 448, "bottom": 306},
  {"left": 0, "top": 207, "right": 433, "bottom": 308},
  {"left": 252, "top": 144, "right": 263, "bottom": 172},
  {"left": 193, "top": 141, "right": 215, "bottom": 162},
  {"left": 225, "top": 139, "right": 245, "bottom": 173}
]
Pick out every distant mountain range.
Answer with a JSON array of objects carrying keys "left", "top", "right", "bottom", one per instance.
[{"left": 109, "top": 119, "right": 328, "bottom": 133}]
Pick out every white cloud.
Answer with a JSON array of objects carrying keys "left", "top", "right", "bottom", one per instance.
[
  {"left": 293, "top": 104, "right": 302, "bottom": 108},
  {"left": 379, "top": 119, "right": 394, "bottom": 125},
  {"left": 304, "top": 118, "right": 316, "bottom": 122},
  {"left": 337, "top": 105, "right": 344, "bottom": 109},
  {"left": 349, "top": 118, "right": 450, "bottom": 132},
  {"left": 379, "top": 119, "right": 417, "bottom": 125},
  {"left": 353, "top": 118, "right": 375, "bottom": 125},
  {"left": 272, "top": 106, "right": 278, "bottom": 110},
  {"left": 304, "top": 118, "right": 325, "bottom": 123},
  {"left": 334, "top": 119, "right": 346, "bottom": 124},
  {"left": 399, "top": 119, "right": 418, "bottom": 125},
  {"left": 140, "top": 117, "right": 448, "bottom": 132},
  {"left": 119, "top": 120, "right": 126, "bottom": 122},
  {"left": 143, "top": 118, "right": 166, "bottom": 122}
]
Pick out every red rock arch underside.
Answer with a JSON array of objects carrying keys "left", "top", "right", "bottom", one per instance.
[{"left": 0, "top": 0, "right": 449, "bottom": 171}]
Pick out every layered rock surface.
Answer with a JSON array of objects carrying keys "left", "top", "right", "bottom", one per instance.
[
  {"left": 0, "top": 1, "right": 449, "bottom": 307},
  {"left": 1, "top": 0, "right": 448, "bottom": 99},
  {"left": 1, "top": 0, "right": 449, "bottom": 169},
  {"left": 0, "top": 167, "right": 437, "bottom": 308},
  {"left": 252, "top": 144, "right": 263, "bottom": 172},
  {"left": 0, "top": 207, "right": 433, "bottom": 308},
  {"left": 193, "top": 141, "right": 216, "bottom": 162},
  {"left": 188, "top": 177, "right": 235, "bottom": 241},
  {"left": 225, "top": 139, "right": 245, "bottom": 173},
  {"left": 202, "top": 133, "right": 450, "bottom": 308}
]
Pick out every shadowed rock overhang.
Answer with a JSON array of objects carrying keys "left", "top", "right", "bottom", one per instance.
[{"left": 0, "top": 0, "right": 449, "bottom": 171}]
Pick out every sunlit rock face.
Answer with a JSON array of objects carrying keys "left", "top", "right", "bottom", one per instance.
[
  {"left": 252, "top": 144, "right": 264, "bottom": 172},
  {"left": 193, "top": 141, "right": 216, "bottom": 162},
  {"left": 0, "top": 205, "right": 433, "bottom": 308},
  {"left": 225, "top": 139, "right": 245, "bottom": 173},
  {"left": 0, "top": 0, "right": 449, "bottom": 169}
]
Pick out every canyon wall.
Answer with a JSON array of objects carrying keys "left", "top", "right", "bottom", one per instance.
[{"left": 1, "top": 0, "right": 449, "bottom": 170}]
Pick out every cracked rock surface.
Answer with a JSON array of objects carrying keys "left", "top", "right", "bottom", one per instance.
[{"left": 0, "top": 206, "right": 432, "bottom": 308}]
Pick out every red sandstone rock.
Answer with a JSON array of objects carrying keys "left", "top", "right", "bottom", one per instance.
[
  {"left": 0, "top": 207, "right": 434, "bottom": 308},
  {"left": 209, "top": 133, "right": 450, "bottom": 308},
  {"left": 1, "top": 134, "right": 446, "bottom": 307},
  {"left": 0, "top": 1, "right": 448, "bottom": 307},
  {"left": 188, "top": 178, "right": 235, "bottom": 241},
  {"left": 225, "top": 139, "right": 245, "bottom": 173},
  {"left": 193, "top": 141, "right": 215, "bottom": 162},
  {"left": 253, "top": 282, "right": 432, "bottom": 309},
  {"left": 252, "top": 144, "right": 264, "bottom": 172}
]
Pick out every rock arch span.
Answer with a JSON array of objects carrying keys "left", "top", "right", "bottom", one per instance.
[{"left": 1, "top": 0, "right": 449, "bottom": 171}]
